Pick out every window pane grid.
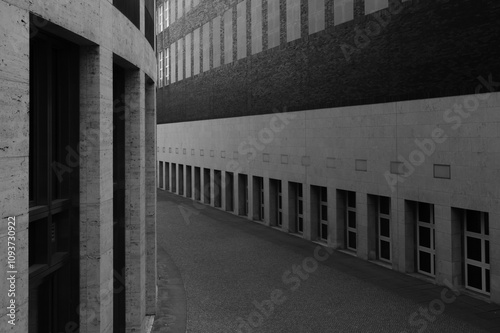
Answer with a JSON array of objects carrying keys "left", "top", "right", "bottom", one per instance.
[
  {"left": 417, "top": 203, "right": 435, "bottom": 277},
  {"left": 346, "top": 191, "right": 356, "bottom": 251},
  {"left": 297, "top": 184, "right": 303, "bottom": 233},
  {"left": 464, "top": 211, "right": 490, "bottom": 295},
  {"left": 378, "top": 196, "right": 391, "bottom": 263}
]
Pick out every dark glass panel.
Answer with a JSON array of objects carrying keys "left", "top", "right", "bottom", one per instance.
[
  {"left": 485, "top": 240, "right": 490, "bottom": 264},
  {"left": 467, "top": 264, "right": 482, "bottom": 290},
  {"left": 321, "top": 187, "right": 327, "bottom": 201},
  {"left": 380, "top": 240, "right": 391, "bottom": 261},
  {"left": 348, "top": 231, "right": 357, "bottom": 249},
  {"left": 419, "top": 251, "right": 431, "bottom": 273},
  {"left": 321, "top": 204, "right": 328, "bottom": 220},
  {"left": 466, "top": 210, "right": 481, "bottom": 233},
  {"left": 29, "top": 218, "right": 48, "bottom": 267},
  {"left": 380, "top": 196, "right": 390, "bottom": 215},
  {"left": 347, "top": 191, "right": 356, "bottom": 208},
  {"left": 348, "top": 211, "right": 356, "bottom": 228},
  {"left": 380, "top": 218, "right": 390, "bottom": 238},
  {"left": 466, "top": 236, "right": 482, "bottom": 261},
  {"left": 418, "top": 203, "right": 431, "bottom": 223},
  {"left": 419, "top": 226, "right": 431, "bottom": 248},
  {"left": 321, "top": 224, "right": 328, "bottom": 241},
  {"left": 486, "top": 269, "right": 490, "bottom": 293}
]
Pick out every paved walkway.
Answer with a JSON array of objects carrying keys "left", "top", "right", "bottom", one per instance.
[{"left": 153, "top": 190, "right": 500, "bottom": 333}]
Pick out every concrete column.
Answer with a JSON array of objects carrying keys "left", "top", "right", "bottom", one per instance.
[
  {"left": 309, "top": 185, "right": 319, "bottom": 242},
  {"left": 221, "top": 170, "right": 227, "bottom": 211},
  {"left": 234, "top": 173, "right": 241, "bottom": 215},
  {"left": 327, "top": 186, "right": 338, "bottom": 248},
  {"left": 145, "top": 79, "right": 157, "bottom": 315},
  {"left": 0, "top": 3, "right": 29, "bottom": 332},
  {"left": 366, "top": 195, "right": 377, "bottom": 261},
  {"left": 79, "top": 45, "right": 114, "bottom": 333},
  {"left": 357, "top": 191, "right": 369, "bottom": 260},
  {"left": 304, "top": 183, "right": 312, "bottom": 241},
  {"left": 248, "top": 175, "right": 255, "bottom": 220},
  {"left": 263, "top": 177, "right": 270, "bottom": 226},
  {"left": 334, "top": 189, "right": 346, "bottom": 249},
  {"left": 283, "top": 181, "right": 292, "bottom": 232},
  {"left": 435, "top": 204, "right": 454, "bottom": 286},
  {"left": 124, "top": 69, "right": 146, "bottom": 332},
  {"left": 390, "top": 196, "right": 400, "bottom": 270},
  {"left": 398, "top": 198, "right": 415, "bottom": 273},
  {"left": 210, "top": 168, "right": 215, "bottom": 207}
]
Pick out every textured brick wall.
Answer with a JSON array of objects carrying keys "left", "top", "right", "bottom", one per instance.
[{"left": 157, "top": 0, "right": 500, "bottom": 124}]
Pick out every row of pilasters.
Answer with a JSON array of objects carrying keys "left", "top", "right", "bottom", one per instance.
[{"left": 80, "top": 45, "right": 156, "bottom": 333}]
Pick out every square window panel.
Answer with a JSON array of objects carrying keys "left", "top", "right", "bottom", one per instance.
[
  {"left": 380, "top": 218, "right": 390, "bottom": 238},
  {"left": 321, "top": 224, "right": 328, "bottom": 241},
  {"left": 380, "top": 240, "right": 390, "bottom": 261},
  {"left": 347, "top": 191, "right": 356, "bottom": 208},
  {"left": 485, "top": 240, "right": 490, "bottom": 264},
  {"left": 466, "top": 210, "right": 481, "bottom": 233},
  {"left": 321, "top": 205, "right": 328, "bottom": 220},
  {"left": 348, "top": 211, "right": 356, "bottom": 228},
  {"left": 418, "top": 203, "right": 431, "bottom": 223},
  {"left": 419, "top": 226, "right": 431, "bottom": 248},
  {"left": 321, "top": 187, "right": 327, "bottom": 201},
  {"left": 467, "top": 264, "right": 483, "bottom": 290},
  {"left": 484, "top": 214, "right": 489, "bottom": 235},
  {"left": 380, "top": 196, "right": 390, "bottom": 215},
  {"left": 486, "top": 269, "right": 490, "bottom": 293},
  {"left": 348, "top": 231, "right": 357, "bottom": 249},
  {"left": 466, "top": 236, "right": 482, "bottom": 262},
  {"left": 419, "top": 251, "right": 431, "bottom": 274}
]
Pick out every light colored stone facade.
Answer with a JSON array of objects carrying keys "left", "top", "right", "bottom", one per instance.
[
  {"left": 157, "top": 90, "right": 500, "bottom": 304},
  {"left": 0, "top": 0, "right": 157, "bottom": 332}
]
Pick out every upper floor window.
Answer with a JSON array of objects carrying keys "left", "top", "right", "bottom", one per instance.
[
  {"left": 334, "top": 0, "right": 353, "bottom": 26},
  {"left": 165, "top": 1, "right": 170, "bottom": 28},
  {"left": 159, "top": 51, "right": 164, "bottom": 87},
  {"left": 165, "top": 49, "right": 169, "bottom": 85},
  {"left": 365, "top": 0, "right": 388, "bottom": 15},
  {"left": 158, "top": 4, "right": 164, "bottom": 32}
]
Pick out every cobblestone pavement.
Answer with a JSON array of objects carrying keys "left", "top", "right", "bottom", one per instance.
[{"left": 153, "top": 190, "right": 500, "bottom": 333}]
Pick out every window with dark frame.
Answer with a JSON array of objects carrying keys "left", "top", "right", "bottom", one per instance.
[{"left": 29, "top": 29, "right": 80, "bottom": 333}]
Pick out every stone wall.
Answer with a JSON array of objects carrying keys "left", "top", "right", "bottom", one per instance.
[{"left": 0, "top": 0, "right": 157, "bottom": 332}]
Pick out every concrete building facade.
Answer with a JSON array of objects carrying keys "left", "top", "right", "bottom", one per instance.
[
  {"left": 156, "top": 0, "right": 500, "bottom": 305},
  {"left": 0, "top": 0, "right": 157, "bottom": 332}
]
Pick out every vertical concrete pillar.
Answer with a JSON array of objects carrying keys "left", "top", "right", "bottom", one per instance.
[
  {"left": 145, "top": 80, "right": 157, "bottom": 315},
  {"left": 221, "top": 170, "right": 227, "bottom": 210},
  {"left": 309, "top": 185, "right": 319, "bottom": 242},
  {"left": 366, "top": 195, "right": 377, "bottom": 261},
  {"left": 79, "top": 45, "right": 114, "bottom": 333},
  {"left": 390, "top": 196, "right": 400, "bottom": 270},
  {"left": 210, "top": 168, "right": 215, "bottom": 207},
  {"left": 124, "top": 69, "right": 146, "bottom": 332},
  {"left": 0, "top": 3, "right": 29, "bottom": 332},
  {"left": 398, "top": 199, "right": 415, "bottom": 273},
  {"left": 234, "top": 173, "right": 240, "bottom": 214},
  {"left": 327, "top": 186, "right": 338, "bottom": 248},
  {"left": 304, "top": 183, "right": 312, "bottom": 241},
  {"left": 248, "top": 175, "right": 255, "bottom": 220},
  {"left": 263, "top": 177, "right": 270, "bottom": 226},
  {"left": 357, "top": 191, "right": 369, "bottom": 260},
  {"left": 334, "top": 189, "right": 346, "bottom": 249},
  {"left": 435, "top": 204, "right": 454, "bottom": 286}
]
